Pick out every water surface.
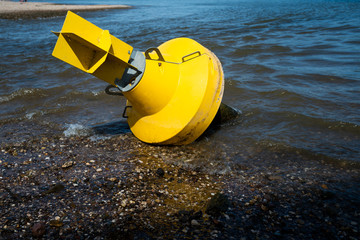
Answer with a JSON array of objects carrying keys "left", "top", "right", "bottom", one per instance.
[{"left": 1, "top": 0, "right": 359, "bottom": 167}]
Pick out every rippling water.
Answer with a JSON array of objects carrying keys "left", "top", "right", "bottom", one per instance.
[{"left": 1, "top": 0, "right": 359, "bottom": 165}]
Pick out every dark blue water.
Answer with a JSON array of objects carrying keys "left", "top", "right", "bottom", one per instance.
[{"left": 1, "top": 0, "right": 359, "bottom": 166}]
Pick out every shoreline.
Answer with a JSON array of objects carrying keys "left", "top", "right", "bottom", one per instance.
[
  {"left": 0, "top": 1, "right": 131, "bottom": 19},
  {"left": 1, "top": 133, "right": 359, "bottom": 239}
]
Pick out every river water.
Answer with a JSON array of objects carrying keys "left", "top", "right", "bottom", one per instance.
[{"left": 1, "top": 0, "right": 359, "bottom": 168}]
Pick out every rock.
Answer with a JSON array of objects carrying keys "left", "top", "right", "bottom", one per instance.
[
  {"left": 191, "top": 219, "right": 200, "bottom": 226},
  {"left": 267, "top": 175, "right": 283, "bottom": 181},
  {"left": 108, "top": 177, "right": 117, "bottom": 182},
  {"left": 319, "top": 189, "right": 336, "bottom": 200},
  {"left": 177, "top": 210, "right": 193, "bottom": 223},
  {"left": 42, "top": 183, "right": 65, "bottom": 195},
  {"left": 155, "top": 168, "right": 165, "bottom": 178},
  {"left": 32, "top": 222, "right": 46, "bottom": 237},
  {"left": 62, "top": 160, "right": 74, "bottom": 169},
  {"left": 205, "top": 193, "right": 229, "bottom": 216},
  {"left": 296, "top": 219, "right": 305, "bottom": 225},
  {"left": 193, "top": 210, "right": 203, "bottom": 220},
  {"left": 212, "top": 218, "right": 224, "bottom": 228},
  {"left": 261, "top": 204, "right": 268, "bottom": 211},
  {"left": 121, "top": 199, "right": 127, "bottom": 207},
  {"left": 4, "top": 187, "right": 21, "bottom": 201},
  {"left": 49, "top": 219, "right": 63, "bottom": 227}
]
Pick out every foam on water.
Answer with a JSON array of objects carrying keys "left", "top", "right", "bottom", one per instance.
[
  {"left": 0, "top": 88, "right": 44, "bottom": 103},
  {"left": 63, "top": 124, "right": 91, "bottom": 137},
  {"left": 25, "top": 112, "right": 36, "bottom": 120},
  {"left": 63, "top": 123, "right": 125, "bottom": 141}
]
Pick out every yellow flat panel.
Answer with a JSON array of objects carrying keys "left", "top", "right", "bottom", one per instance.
[{"left": 52, "top": 11, "right": 134, "bottom": 85}]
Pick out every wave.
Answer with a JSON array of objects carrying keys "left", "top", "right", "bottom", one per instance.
[
  {"left": 0, "top": 88, "right": 47, "bottom": 103},
  {"left": 231, "top": 44, "right": 292, "bottom": 58}
]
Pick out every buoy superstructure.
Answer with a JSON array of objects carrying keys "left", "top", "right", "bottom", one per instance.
[{"left": 52, "top": 11, "right": 224, "bottom": 145}]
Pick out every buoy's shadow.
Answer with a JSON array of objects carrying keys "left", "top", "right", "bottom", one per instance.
[
  {"left": 198, "top": 103, "right": 241, "bottom": 140},
  {"left": 92, "top": 121, "right": 130, "bottom": 135}
]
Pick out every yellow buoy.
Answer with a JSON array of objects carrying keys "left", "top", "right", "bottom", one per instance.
[{"left": 52, "top": 11, "right": 224, "bottom": 145}]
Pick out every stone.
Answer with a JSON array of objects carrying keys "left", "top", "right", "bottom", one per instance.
[
  {"left": 155, "top": 168, "right": 165, "bottom": 178},
  {"left": 49, "top": 219, "right": 63, "bottom": 227},
  {"left": 193, "top": 210, "right": 203, "bottom": 220},
  {"left": 32, "top": 222, "right": 46, "bottom": 237},
  {"left": 177, "top": 210, "right": 193, "bottom": 223},
  {"left": 62, "top": 160, "right": 74, "bottom": 169},
  {"left": 261, "top": 204, "right": 268, "bottom": 211},
  {"left": 296, "top": 219, "right": 305, "bottom": 225},
  {"left": 267, "top": 175, "right": 283, "bottom": 181},
  {"left": 191, "top": 219, "right": 200, "bottom": 226},
  {"left": 42, "top": 183, "right": 65, "bottom": 195},
  {"left": 205, "top": 192, "right": 229, "bottom": 216}
]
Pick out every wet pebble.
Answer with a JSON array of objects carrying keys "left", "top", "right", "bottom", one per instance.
[
  {"left": 155, "top": 168, "right": 165, "bottom": 178},
  {"left": 42, "top": 183, "right": 65, "bottom": 195},
  {"left": 205, "top": 192, "right": 229, "bottom": 216},
  {"left": 31, "top": 222, "right": 46, "bottom": 237},
  {"left": 1, "top": 134, "right": 359, "bottom": 240},
  {"left": 191, "top": 219, "right": 200, "bottom": 226},
  {"left": 62, "top": 160, "right": 74, "bottom": 169},
  {"left": 49, "top": 219, "right": 63, "bottom": 227}
]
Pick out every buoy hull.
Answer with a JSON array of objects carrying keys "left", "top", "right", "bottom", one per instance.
[{"left": 124, "top": 38, "right": 224, "bottom": 145}]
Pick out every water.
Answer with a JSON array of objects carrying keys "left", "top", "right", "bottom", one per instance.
[{"left": 1, "top": 0, "right": 359, "bottom": 166}]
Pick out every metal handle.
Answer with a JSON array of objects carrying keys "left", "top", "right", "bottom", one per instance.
[
  {"left": 145, "top": 48, "right": 165, "bottom": 61},
  {"left": 182, "top": 51, "right": 201, "bottom": 62},
  {"left": 122, "top": 106, "right": 132, "bottom": 118},
  {"left": 105, "top": 85, "right": 123, "bottom": 96}
]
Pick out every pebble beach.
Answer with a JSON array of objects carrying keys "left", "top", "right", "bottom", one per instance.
[{"left": 1, "top": 131, "right": 359, "bottom": 239}]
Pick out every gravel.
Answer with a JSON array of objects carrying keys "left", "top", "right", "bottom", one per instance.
[{"left": 1, "top": 133, "right": 359, "bottom": 239}]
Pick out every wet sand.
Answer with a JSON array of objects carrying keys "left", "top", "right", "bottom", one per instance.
[
  {"left": 0, "top": 1, "right": 131, "bottom": 19},
  {"left": 1, "top": 131, "right": 359, "bottom": 239}
]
